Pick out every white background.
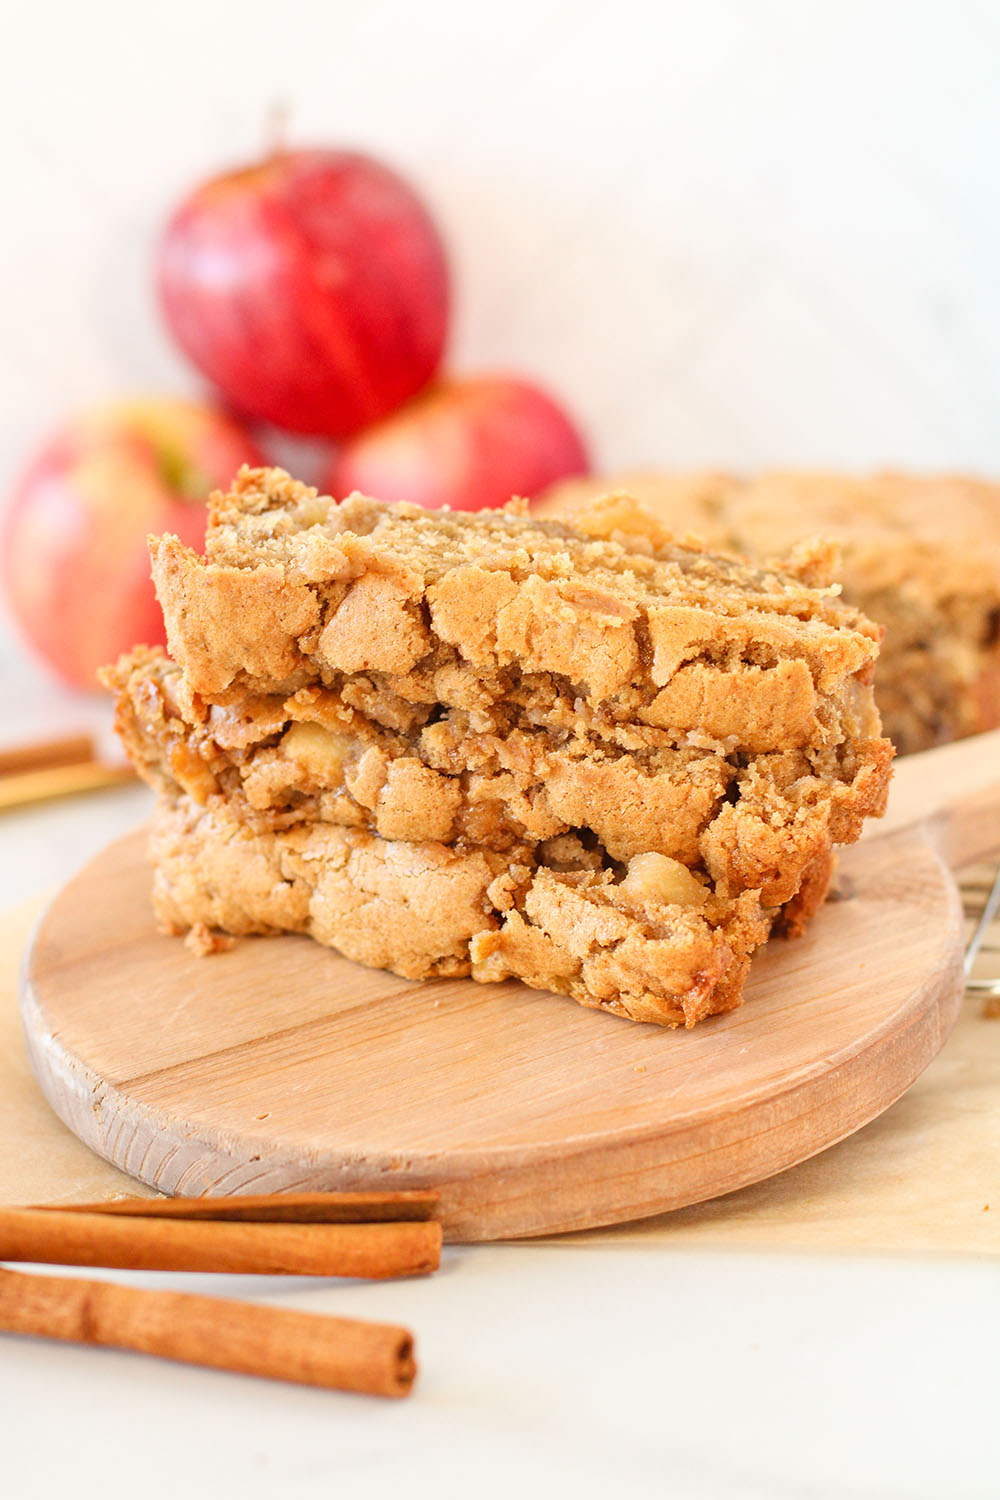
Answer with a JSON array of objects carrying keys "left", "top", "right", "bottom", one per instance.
[
  {"left": 2, "top": 0, "right": 1000, "bottom": 698},
  {"left": 3, "top": 0, "right": 1000, "bottom": 490},
  {"left": 1, "top": 4, "right": 998, "bottom": 1496}
]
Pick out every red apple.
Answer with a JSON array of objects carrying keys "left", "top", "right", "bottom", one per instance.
[
  {"left": 158, "top": 149, "right": 450, "bottom": 439},
  {"left": 324, "top": 376, "right": 589, "bottom": 511},
  {"left": 1, "top": 398, "right": 265, "bottom": 688}
]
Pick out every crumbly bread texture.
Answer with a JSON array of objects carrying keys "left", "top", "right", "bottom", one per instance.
[
  {"left": 106, "top": 645, "right": 890, "bottom": 910},
  {"left": 108, "top": 466, "right": 896, "bottom": 1028},
  {"left": 539, "top": 470, "right": 1000, "bottom": 756},
  {"left": 150, "top": 468, "right": 885, "bottom": 761},
  {"left": 151, "top": 795, "right": 781, "bottom": 1027}
]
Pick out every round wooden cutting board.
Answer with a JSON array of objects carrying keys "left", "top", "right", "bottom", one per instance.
[{"left": 20, "top": 822, "right": 965, "bottom": 1241}]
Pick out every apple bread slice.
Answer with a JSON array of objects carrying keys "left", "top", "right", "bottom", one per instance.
[
  {"left": 150, "top": 793, "right": 774, "bottom": 1028},
  {"left": 149, "top": 468, "right": 887, "bottom": 768}
]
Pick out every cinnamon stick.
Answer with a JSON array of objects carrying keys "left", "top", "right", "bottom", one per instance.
[
  {"left": 0, "top": 761, "right": 134, "bottom": 812},
  {"left": 0, "top": 1207, "right": 441, "bottom": 1278},
  {"left": 0, "top": 1267, "right": 415, "bottom": 1397},
  {"left": 0, "top": 732, "right": 95, "bottom": 776},
  {"left": 39, "top": 1189, "right": 439, "bottom": 1224}
]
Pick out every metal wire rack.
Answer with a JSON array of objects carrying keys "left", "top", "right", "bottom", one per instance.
[{"left": 962, "top": 859, "right": 1000, "bottom": 1015}]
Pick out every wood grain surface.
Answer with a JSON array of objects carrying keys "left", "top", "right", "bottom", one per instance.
[{"left": 20, "top": 810, "right": 970, "bottom": 1241}]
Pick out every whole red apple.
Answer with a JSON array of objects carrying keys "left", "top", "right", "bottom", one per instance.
[
  {"left": 158, "top": 150, "right": 450, "bottom": 439},
  {"left": 325, "top": 376, "right": 589, "bottom": 511},
  {"left": 1, "top": 398, "right": 265, "bottom": 688}
]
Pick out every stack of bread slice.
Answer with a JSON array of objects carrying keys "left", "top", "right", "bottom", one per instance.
[{"left": 104, "top": 467, "right": 893, "bottom": 1027}]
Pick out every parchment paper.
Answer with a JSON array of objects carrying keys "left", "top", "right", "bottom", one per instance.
[
  {"left": 0, "top": 896, "right": 155, "bottom": 1207},
  {"left": 1, "top": 892, "right": 996, "bottom": 1251}
]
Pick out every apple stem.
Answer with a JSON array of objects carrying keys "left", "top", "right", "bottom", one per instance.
[{"left": 264, "top": 99, "right": 290, "bottom": 160}]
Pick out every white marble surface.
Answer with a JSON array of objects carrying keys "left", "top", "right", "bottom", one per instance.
[
  {"left": 0, "top": 1205, "right": 997, "bottom": 1500},
  {"left": 1, "top": 3, "right": 998, "bottom": 1494}
]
